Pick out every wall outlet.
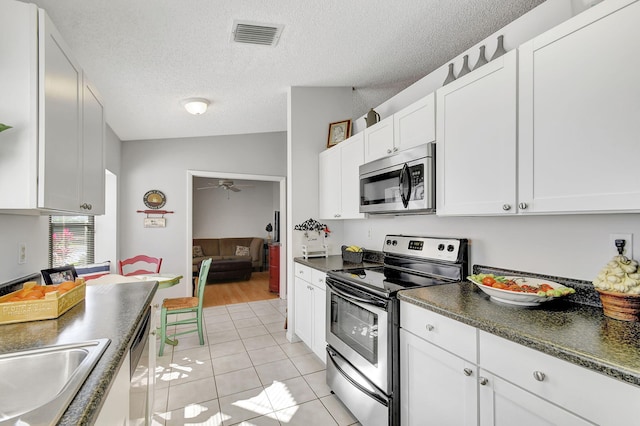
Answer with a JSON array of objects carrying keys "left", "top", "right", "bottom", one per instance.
[
  {"left": 610, "top": 233, "right": 633, "bottom": 259},
  {"left": 18, "top": 243, "right": 27, "bottom": 264}
]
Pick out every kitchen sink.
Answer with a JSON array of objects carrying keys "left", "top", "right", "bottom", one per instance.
[{"left": 0, "top": 338, "right": 110, "bottom": 425}]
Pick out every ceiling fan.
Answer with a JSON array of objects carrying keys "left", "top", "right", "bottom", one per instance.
[{"left": 196, "top": 179, "right": 253, "bottom": 192}]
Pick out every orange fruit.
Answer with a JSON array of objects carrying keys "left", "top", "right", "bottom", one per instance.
[
  {"left": 59, "top": 281, "right": 76, "bottom": 291},
  {"left": 43, "top": 286, "right": 57, "bottom": 293}
]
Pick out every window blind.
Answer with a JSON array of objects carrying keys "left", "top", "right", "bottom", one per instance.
[{"left": 48, "top": 216, "right": 95, "bottom": 267}]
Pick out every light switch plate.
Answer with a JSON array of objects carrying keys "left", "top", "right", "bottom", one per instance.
[{"left": 18, "top": 243, "right": 26, "bottom": 264}]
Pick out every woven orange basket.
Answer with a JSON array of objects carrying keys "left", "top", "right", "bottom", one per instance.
[{"left": 596, "top": 289, "right": 640, "bottom": 322}]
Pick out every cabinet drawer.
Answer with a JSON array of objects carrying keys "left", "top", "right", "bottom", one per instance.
[
  {"left": 479, "top": 331, "right": 640, "bottom": 426},
  {"left": 311, "top": 269, "right": 326, "bottom": 290},
  {"left": 295, "top": 263, "right": 311, "bottom": 281},
  {"left": 400, "top": 301, "right": 477, "bottom": 363}
]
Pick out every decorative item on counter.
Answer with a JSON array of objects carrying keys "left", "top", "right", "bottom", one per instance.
[
  {"left": 327, "top": 119, "right": 352, "bottom": 148},
  {"left": 473, "top": 45, "right": 488, "bottom": 70},
  {"left": 364, "top": 108, "right": 380, "bottom": 128},
  {"left": 592, "top": 239, "right": 640, "bottom": 321},
  {"left": 265, "top": 223, "right": 273, "bottom": 241},
  {"left": 490, "top": 35, "right": 506, "bottom": 60},
  {"left": 442, "top": 63, "right": 456, "bottom": 86},
  {"left": 294, "top": 218, "right": 328, "bottom": 232},
  {"left": 456, "top": 55, "right": 471, "bottom": 78},
  {"left": 0, "top": 123, "right": 12, "bottom": 133}
]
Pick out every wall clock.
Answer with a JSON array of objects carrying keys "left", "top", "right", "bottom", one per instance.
[{"left": 143, "top": 190, "right": 166, "bottom": 209}]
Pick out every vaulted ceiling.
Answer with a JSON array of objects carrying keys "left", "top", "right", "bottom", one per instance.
[{"left": 22, "top": 0, "right": 545, "bottom": 141}]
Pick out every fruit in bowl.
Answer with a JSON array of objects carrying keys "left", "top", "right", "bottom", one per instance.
[{"left": 468, "top": 274, "right": 575, "bottom": 306}]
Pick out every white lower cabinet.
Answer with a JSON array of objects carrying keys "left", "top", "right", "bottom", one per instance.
[
  {"left": 478, "top": 369, "right": 592, "bottom": 426},
  {"left": 294, "top": 263, "right": 327, "bottom": 362},
  {"left": 400, "top": 329, "right": 478, "bottom": 426},
  {"left": 400, "top": 302, "right": 640, "bottom": 425},
  {"left": 95, "top": 352, "right": 130, "bottom": 426}
]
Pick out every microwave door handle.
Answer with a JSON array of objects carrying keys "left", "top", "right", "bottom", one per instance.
[{"left": 399, "top": 163, "right": 412, "bottom": 208}]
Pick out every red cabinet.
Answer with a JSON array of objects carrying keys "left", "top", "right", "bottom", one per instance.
[{"left": 269, "top": 244, "right": 280, "bottom": 293}]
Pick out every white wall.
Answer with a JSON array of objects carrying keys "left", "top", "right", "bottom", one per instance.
[
  {"left": 344, "top": 213, "right": 640, "bottom": 283},
  {"left": 120, "top": 132, "right": 286, "bottom": 302},
  {"left": 193, "top": 178, "right": 279, "bottom": 239}
]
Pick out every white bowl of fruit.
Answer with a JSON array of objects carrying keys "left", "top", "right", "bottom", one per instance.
[{"left": 467, "top": 274, "right": 575, "bottom": 306}]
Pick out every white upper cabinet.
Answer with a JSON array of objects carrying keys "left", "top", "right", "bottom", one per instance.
[
  {"left": 81, "top": 77, "right": 106, "bottom": 215},
  {"left": 363, "top": 115, "right": 394, "bottom": 163},
  {"left": 364, "top": 94, "right": 436, "bottom": 163},
  {"left": 38, "top": 9, "right": 83, "bottom": 212},
  {"left": 436, "top": 50, "right": 518, "bottom": 216},
  {"left": 0, "top": 2, "right": 105, "bottom": 215},
  {"left": 319, "top": 133, "right": 365, "bottom": 220},
  {"left": 394, "top": 93, "right": 435, "bottom": 153},
  {"left": 518, "top": 0, "right": 640, "bottom": 214}
]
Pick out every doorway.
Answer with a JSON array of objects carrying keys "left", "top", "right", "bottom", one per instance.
[{"left": 186, "top": 170, "right": 287, "bottom": 299}]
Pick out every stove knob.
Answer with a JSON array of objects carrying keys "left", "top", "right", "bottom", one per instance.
[
  {"left": 392, "top": 240, "right": 398, "bottom": 246},
  {"left": 386, "top": 239, "right": 392, "bottom": 245},
  {"left": 447, "top": 245, "right": 455, "bottom": 252},
  {"left": 437, "top": 244, "right": 445, "bottom": 251}
]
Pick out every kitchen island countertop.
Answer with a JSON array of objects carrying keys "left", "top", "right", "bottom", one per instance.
[
  {"left": 0, "top": 280, "right": 157, "bottom": 425},
  {"left": 399, "top": 281, "right": 640, "bottom": 388}
]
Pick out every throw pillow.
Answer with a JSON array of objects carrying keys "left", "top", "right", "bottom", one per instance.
[
  {"left": 193, "top": 245, "right": 204, "bottom": 258},
  {"left": 235, "top": 245, "right": 250, "bottom": 256}
]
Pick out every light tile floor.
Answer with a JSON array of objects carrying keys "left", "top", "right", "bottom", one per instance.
[{"left": 153, "top": 298, "right": 360, "bottom": 426}]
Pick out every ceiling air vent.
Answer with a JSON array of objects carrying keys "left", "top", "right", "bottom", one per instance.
[{"left": 231, "top": 20, "right": 284, "bottom": 47}]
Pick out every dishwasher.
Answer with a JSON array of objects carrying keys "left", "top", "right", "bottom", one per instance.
[{"left": 129, "top": 305, "right": 154, "bottom": 425}]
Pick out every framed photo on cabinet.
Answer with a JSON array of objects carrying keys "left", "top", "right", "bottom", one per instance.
[{"left": 327, "top": 119, "right": 351, "bottom": 148}]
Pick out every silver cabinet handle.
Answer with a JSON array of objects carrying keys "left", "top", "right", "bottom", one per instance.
[
  {"left": 519, "top": 202, "right": 528, "bottom": 210},
  {"left": 387, "top": 149, "right": 392, "bottom": 154},
  {"left": 502, "top": 204, "right": 511, "bottom": 211},
  {"left": 80, "top": 203, "right": 92, "bottom": 210},
  {"left": 393, "top": 147, "right": 398, "bottom": 152},
  {"left": 533, "top": 371, "right": 546, "bottom": 382},
  {"left": 479, "top": 377, "right": 488, "bottom": 386},
  {"left": 463, "top": 368, "right": 473, "bottom": 376},
  {"left": 425, "top": 324, "right": 435, "bottom": 331}
]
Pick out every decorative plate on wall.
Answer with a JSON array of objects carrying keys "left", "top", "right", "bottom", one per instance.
[{"left": 143, "top": 190, "right": 166, "bottom": 209}]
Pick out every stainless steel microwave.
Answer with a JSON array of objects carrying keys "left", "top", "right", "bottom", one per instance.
[{"left": 359, "top": 143, "right": 435, "bottom": 215}]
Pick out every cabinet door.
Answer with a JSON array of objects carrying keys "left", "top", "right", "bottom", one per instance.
[
  {"left": 38, "top": 9, "right": 82, "bottom": 212},
  {"left": 294, "top": 277, "right": 313, "bottom": 346},
  {"left": 96, "top": 352, "right": 130, "bottom": 425},
  {"left": 394, "top": 93, "right": 435, "bottom": 152},
  {"left": 81, "top": 77, "right": 105, "bottom": 215},
  {"left": 318, "top": 145, "right": 341, "bottom": 219},
  {"left": 363, "top": 115, "right": 394, "bottom": 162},
  {"left": 518, "top": 0, "right": 640, "bottom": 214},
  {"left": 400, "top": 329, "right": 477, "bottom": 426},
  {"left": 339, "top": 133, "right": 365, "bottom": 219},
  {"left": 311, "top": 285, "right": 326, "bottom": 362},
  {"left": 436, "top": 50, "right": 517, "bottom": 216},
  {"left": 478, "top": 370, "right": 593, "bottom": 426}
]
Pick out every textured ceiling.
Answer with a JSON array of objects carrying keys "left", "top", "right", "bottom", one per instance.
[{"left": 21, "top": 0, "right": 545, "bottom": 141}]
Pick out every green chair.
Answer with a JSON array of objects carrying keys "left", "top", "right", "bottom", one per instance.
[{"left": 158, "top": 258, "right": 212, "bottom": 356}]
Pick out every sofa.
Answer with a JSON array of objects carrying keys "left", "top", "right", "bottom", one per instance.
[{"left": 193, "top": 237, "right": 264, "bottom": 281}]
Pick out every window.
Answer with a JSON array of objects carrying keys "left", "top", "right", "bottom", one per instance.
[{"left": 49, "top": 216, "right": 95, "bottom": 267}]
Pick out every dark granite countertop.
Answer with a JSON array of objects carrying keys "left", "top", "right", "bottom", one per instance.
[
  {"left": 0, "top": 281, "right": 157, "bottom": 425},
  {"left": 294, "top": 253, "right": 383, "bottom": 273},
  {"left": 399, "top": 281, "right": 640, "bottom": 388}
]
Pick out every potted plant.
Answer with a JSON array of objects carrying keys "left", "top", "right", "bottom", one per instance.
[
  {"left": 265, "top": 223, "right": 273, "bottom": 241},
  {"left": 592, "top": 241, "right": 640, "bottom": 321}
]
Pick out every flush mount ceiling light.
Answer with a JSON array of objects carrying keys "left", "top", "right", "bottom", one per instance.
[{"left": 183, "top": 98, "right": 209, "bottom": 115}]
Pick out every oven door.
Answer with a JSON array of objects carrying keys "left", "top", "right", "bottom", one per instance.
[{"left": 326, "top": 278, "right": 389, "bottom": 393}]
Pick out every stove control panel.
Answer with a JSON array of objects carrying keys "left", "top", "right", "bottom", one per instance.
[{"left": 384, "top": 235, "right": 465, "bottom": 262}]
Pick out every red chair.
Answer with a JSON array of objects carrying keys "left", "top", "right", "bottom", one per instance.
[{"left": 118, "top": 255, "right": 162, "bottom": 276}]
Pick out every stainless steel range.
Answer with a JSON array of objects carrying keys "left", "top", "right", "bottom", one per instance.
[{"left": 325, "top": 235, "right": 468, "bottom": 426}]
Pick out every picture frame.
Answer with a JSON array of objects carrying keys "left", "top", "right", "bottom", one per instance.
[{"left": 327, "top": 119, "right": 352, "bottom": 148}]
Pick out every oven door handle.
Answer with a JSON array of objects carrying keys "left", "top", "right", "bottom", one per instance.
[
  {"left": 326, "top": 280, "right": 387, "bottom": 309},
  {"left": 327, "top": 347, "right": 389, "bottom": 407}
]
